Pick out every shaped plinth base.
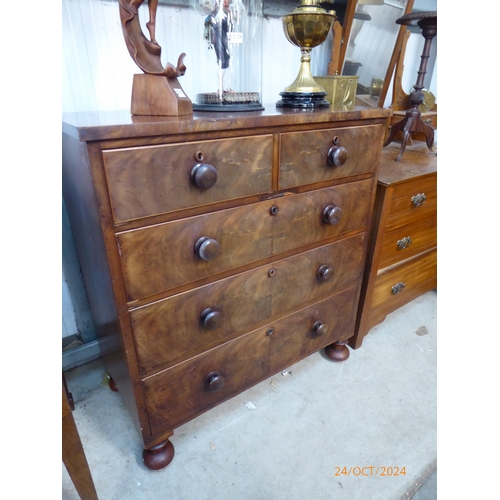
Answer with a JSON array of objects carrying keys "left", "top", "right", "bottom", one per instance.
[
  {"left": 131, "top": 74, "right": 193, "bottom": 117},
  {"left": 276, "top": 92, "right": 330, "bottom": 109},
  {"left": 142, "top": 440, "right": 175, "bottom": 470},
  {"left": 324, "top": 340, "right": 350, "bottom": 362}
]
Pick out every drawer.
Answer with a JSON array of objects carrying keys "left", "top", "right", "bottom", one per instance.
[
  {"left": 387, "top": 174, "right": 436, "bottom": 229},
  {"left": 102, "top": 135, "right": 273, "bottom": 223},
  {"left": 279, "top": 124, "right": 383, "bottom": 189},
  {"left": 117, "top": 179, "right": 373, "bottom": 301},
  {"left": 370, "top": 249, "right": 437, "bottom": 311},
  {"left": 378, "top": 214, "right": 437, "bottom": 269},
  {"left": 143, "top": 286, "right": 358, "bottom": 435},
  {"left": 131, "top": 234, "right": 366, "bottom": 372}
]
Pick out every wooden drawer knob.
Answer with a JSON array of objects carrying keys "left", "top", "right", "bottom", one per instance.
[
  {"left": 327, "top": 145, "right": 348, "bottom": 167},
  {"left": 191, "top": 163, "right": 218, "bottom": 189},
  {"left": 206, "top": 371, "right": 225, "bottom": 392},
  {"left": 323, "top": 205, "right": 343, "bottom": 225},
  {"left": 312, "top": 321, "right": 328, "bottom": 337},
  {"left": 317, "top": 264, "right": 334, "bottom": 282},
  {"left": 200, "top": 308, "right": 221, "bottom": 330},
  {"left": 194, "top": 236, "right": 220, "bottom": 261}
]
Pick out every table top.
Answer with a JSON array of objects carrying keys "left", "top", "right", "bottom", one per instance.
[{"left": 377, "top": 142, "right": 437, "bottom": 186}]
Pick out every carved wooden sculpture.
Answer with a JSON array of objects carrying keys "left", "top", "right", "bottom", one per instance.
[{"left": 118, "top": 0, "right": 193, "bottom": 115}]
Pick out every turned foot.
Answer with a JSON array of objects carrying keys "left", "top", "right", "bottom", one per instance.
[
  {"left": 107, "top": 375, "right": 118, "bottom": 392},
  {"left": 324, "top": 340, "right": 350, "bottom": 362},
  {"left": 142, "top": 440, "right": 175, "bottom": 470}
]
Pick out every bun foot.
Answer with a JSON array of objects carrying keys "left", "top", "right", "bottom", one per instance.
[
  {"left": 142, "top": 440, "right": 175, "bottom": 470},
  {"left": 325, "top": 340, "right": 350, "bottom": 362},
  {"left": 107, "top": 375, "right": 118, "bottom": 392}
]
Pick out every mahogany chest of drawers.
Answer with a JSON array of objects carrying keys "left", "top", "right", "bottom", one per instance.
[
  {"left": 62, "top": 107, "right": 390, "bottom": 469},
  {"left": 351, "top": 142, "right": 437, "bottom": 348}
]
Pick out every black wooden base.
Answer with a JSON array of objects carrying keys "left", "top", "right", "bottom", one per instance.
[{"left": 276, "top": 92, "right": 330, "bottom": 109}]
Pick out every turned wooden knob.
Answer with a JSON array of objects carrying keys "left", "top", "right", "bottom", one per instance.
[
  {"left": 312, "top": 321, "right": 328, "bottom": 337},
  {"left": 327, "top": 145, "right": 348, "bottom": 167},
  {"left": 206, "top": 371, "right": 225, "bottom": 392},
  {"left": 194, "top": 236, "right": 220, "bottom": 261},
  {"left": 317, "top": 264, "right": 334, "bottom": 282},
  {"left": 323, "top": 205, "right": 343, "bottom": 225},
  {"left": 190, "top": 163, "right": 218, "bottom": 189},
  {"left": 200, "top": 308, "right": 221, "bottom": 330}
]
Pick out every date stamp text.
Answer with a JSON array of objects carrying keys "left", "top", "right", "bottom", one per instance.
[{"left": 335, "top": 466, "right": 407, "bottom": 477}]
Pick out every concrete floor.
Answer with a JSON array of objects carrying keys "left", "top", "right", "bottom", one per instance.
[{"left": 63, "top": 290, "right": 437, "bottom": 500}]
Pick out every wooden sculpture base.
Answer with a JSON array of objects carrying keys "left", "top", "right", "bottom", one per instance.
[{"left": 131, "top": 74, "right": 193, "bottom": 117}]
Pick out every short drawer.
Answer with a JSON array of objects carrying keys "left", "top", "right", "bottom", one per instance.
[
  {"left": 279, "top": 124, "right": 383, "bottom": 189},
  {"left": 102, "top": 135, "right": 273, "bottom": 223},
  {"left": 117, "top": 179, "right": 373, "bottom": 301},
  {"left": 143, "top": 285, "right": 358, "bottom": 435},
  {"left": 370, "top": 249, "right": 437, "bottom": 311},
  {"left": 387, "top": 174, "right": 436, "bottom": 229},
  {"left": 378, "top": 214, "right": 437, "bottom": 270},
  {"left": 131, "top": 234, "right": 366, "bottom": 372}
]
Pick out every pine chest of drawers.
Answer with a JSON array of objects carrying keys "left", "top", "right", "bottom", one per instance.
[
  {"left": 62, "top": 107, "right": 390, "bottom": 469},
  {"left": 351, "top": 142, "right": 437, "bottom": 348}
]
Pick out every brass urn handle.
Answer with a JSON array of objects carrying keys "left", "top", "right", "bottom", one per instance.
[
  {"left": 312, "top": 321, "right": 328, "bottom": 337},
  {"left": 391, "top": 281, "right": 405, "bottom": 295},
  {"left": 200, "top": 308, "right": 221, "bottom": 330},
  {"left": 323, "top": 205, "right": 343, "bottom": 225},
  {"left": 411, "top": 193, "right": 427, "bottom": 207},
  {"left": 317, "top": 264, "right": 334, "bottom": 282},
  {"left": 206, "top": 371, "right": 225, "bottom": 392},
  {"left": 327, "top": 145, "right": 348, "bottom": 167},
  {"left": 191, "top": 163, "right": 218, "bottom": 189},
  {"left": 194, "top": 236, "right": 220, "bottom": 261},
  {"left": 396, "top": 236, "right": 412, "bottom": 250}
]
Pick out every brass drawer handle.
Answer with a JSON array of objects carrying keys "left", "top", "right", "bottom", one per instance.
[
  {"left": 190, "top": 163, "right": 218, "bottom": 190},
  {"left": 396, "top": 236, "right": 412, "bottom": 250},
  {"left": 411, "top": 193, "right": 427, "bottom": 207},
  {"left": 323, "top": 205, "right": 343, "bottom": 225},
  {"left": 200, "top": 308, "right": 222, "bottom": 330},
  {"left": 194, "top": 236, "right": 220, "bottom": 261},
  {"left": 391, "top": 282, "right": 406, "bottom": 295}
]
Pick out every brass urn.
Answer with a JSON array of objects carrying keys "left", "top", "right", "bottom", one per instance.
[{"left": 277, "top": 0, "right": 337, "bottom": 108}]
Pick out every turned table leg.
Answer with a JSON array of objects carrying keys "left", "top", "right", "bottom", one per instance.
[
  {"left": 142, "top": 440, "right": 175, "bottom": 470},
  {"left": 324, "top": 340, "right": 350, "bottom": 361}
]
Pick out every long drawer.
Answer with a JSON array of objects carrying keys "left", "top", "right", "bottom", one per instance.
[
  {"left": 370, "top": 249, "right": 437, "bottom": 311},
  {"left": 117, "top": 179, "right": 373, "bottom": 301},
  {"left": 103, "top": 135, "right": 273, "bottom": 223},
  {"left": 378, "top": 214, "right": 437, "bottom": 269},
  {"left": 279, "top": 124, "right": 383, "bottom": 189},
  {"left": 143, "top": 285, "right": 358, "bottom": 435},
  {"left": 386, "top": 175, "right": 437, "bottom": 230},
  {"left": 131, "top": 234, "right": 366, "bottom": 372}
]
